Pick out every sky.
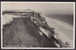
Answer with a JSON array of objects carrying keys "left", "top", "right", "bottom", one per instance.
[{"left": 1, "top": 2, "right": 74, "bottom": 15}]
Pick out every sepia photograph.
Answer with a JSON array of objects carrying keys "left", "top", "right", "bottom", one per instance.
[{"left": 1, "top": 2, "right": 75, "bottom": 49}]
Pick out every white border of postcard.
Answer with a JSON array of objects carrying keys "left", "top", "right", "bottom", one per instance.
[{"left": 1, "top": 2, "right": 75, "bottom": 49}]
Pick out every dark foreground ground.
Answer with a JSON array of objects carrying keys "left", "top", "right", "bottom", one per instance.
[{"left": 3, "top": 17, "right": 57, "bottom": 47}]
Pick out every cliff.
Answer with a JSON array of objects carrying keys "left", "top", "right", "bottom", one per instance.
[{"left": 3, "top": 17, "right": 56, "bottom": 47}]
